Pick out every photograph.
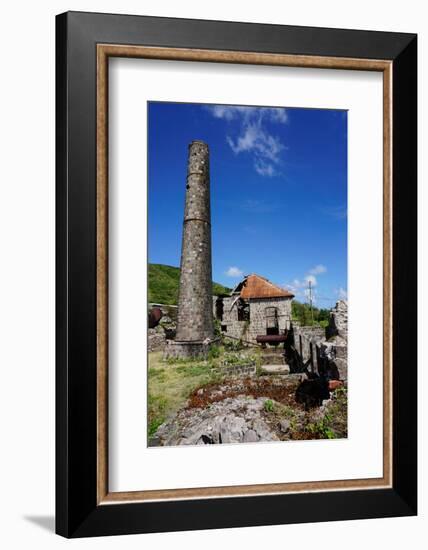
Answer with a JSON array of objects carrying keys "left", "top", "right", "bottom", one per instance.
[{"left": 147, "top": 101, "right": 348, "bottom": 447}]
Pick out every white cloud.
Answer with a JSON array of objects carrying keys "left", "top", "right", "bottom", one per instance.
[
  {"left": 305, "top": 274, "right": 317, "bottom": 286},
  {"left": 269, "top": 108, "right": 288, "bottom": 123},
  {"left": 291, "top": 278, "right": 304, "bottom": 289},
  {"left": 225, "top": 266, "right": 243, "bottom": 278},
  {"left": 309, "top": 264, "right": 327, "bottom": 275},
  {"left": 206, "top": 105, "right": 288, "bottom": 177},
  {"left": 254, "top": 159, "right": 275, "bottom": 177},
  {"left": 336, "top": 287, "right": 348, "bottom": 299},
  {"left": 284, "top": 267, "right": 326, "bottom": 299},
  {"left": 207, "top": 105, "right": 287, "bottom": 124}
]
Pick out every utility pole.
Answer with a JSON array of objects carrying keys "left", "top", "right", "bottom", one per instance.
[{"left": 308, "top": 280, "right": 314, "bottom": 326}]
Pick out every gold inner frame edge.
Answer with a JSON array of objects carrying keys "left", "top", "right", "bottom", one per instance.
[{"left": 96, "top": 44, "right": 393, "bottom": 505}]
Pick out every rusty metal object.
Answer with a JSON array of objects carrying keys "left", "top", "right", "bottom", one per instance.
[
  {"left": 328, "top": 379, "right": 344, "bottom": 391},
  {"left": 256, "top": 334, "right": 287, "bottom": 344},
  {"left": 148, "top": 307, "right": 163, "bottom": 329}
]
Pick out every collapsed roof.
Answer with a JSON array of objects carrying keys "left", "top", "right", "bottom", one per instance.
[{"left": 232, "top": 274, "right": 294, "bottom": 299}]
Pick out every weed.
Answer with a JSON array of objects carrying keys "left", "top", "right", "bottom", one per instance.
[
  {"left": 264, "top": 399, "right": 274, "bottom": 412},
  {"left": 307, "top": 413, "right": 337, "bottom": 439},
  {"left": 208, "top": 345, "right": 221, "bottom": 360},
  {"left": 148, "top": 417, "right": 165, "bottom": 437}
]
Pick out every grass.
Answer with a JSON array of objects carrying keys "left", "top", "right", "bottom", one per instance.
[
  {"left": 147, "top": 347, "right": 260, "bottom": 438},
  {"left": 147, "top": 351, "right": 220, "bottom": 438}
]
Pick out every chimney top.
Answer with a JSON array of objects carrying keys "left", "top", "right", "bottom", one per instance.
[{"left": 189, "top": 140, "right": 208, "bottom": 148}]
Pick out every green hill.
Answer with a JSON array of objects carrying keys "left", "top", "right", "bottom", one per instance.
[{"left": 148, "top": 263, "right": 231, "bottom": 305}]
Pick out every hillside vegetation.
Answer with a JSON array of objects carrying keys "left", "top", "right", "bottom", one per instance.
[
  {"left": 291, "top": 300, "right": 330, "bottom": 327},
  {"left": 148, "top": 263, "right": 231, "bottom": 305}
]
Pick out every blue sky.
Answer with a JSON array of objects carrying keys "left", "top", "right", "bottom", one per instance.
[{"left": 148, "top": 102, "right": 347, "bottom": 308}]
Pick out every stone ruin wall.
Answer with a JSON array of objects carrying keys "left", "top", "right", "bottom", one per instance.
[
  {"left": 219, "top": 296, "right": 243, "bottom": 340},
  {"left": 148, "top": 304, "right": 178, "bottom": 353},
  {"left": 327, "top": 300, "right": 348, "bottom": 340},
  {"left": 325, "top": 300, "right": 348, "bottom": 380},
  {"left": 214, "top": 296, "right": 292, "bottom": 343},
  {"left": 292, "top": 324, "right": 326, "bottom": 372},
  {"left": 291, "top": 300, "right": 348, "bottom": 380},
  {"left": 246, "top": 297, "right": 292, "bottom": 342}
]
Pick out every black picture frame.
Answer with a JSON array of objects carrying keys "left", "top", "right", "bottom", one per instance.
[{"left": 56, "top": 11, "right": 417, "bottom": 538}]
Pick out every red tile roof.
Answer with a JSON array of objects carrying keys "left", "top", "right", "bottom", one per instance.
[{"left": 239, "top": 274, "right": 294, "bottom": 299}]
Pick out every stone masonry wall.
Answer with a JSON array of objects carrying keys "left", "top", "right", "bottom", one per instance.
[
  {"left": 247, "top": 297, "right": 292, "bottom": 342},
  {"left": 291, "top": 301, "right": 348, "bottom": 380},
  {"left": 175, "top": 141, "right": 214, "bottom": 343},
  {"left": 292, "top": 324, "right": 326, "bottom": 371},
  {"left": 221, "top": 296, "right": 243, "bottom": 340},
  {"left": 218, "top": 296, "right": 292, "bottom": 343},
  {"left": 326, "top": 300, "right": 348, "bottom": 380},
  {"left": 327, "top": 300, "right": 348, "bottom": 339}
]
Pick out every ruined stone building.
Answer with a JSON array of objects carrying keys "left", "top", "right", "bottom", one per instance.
[{"left": 213, "top": 274, "right": 294, "bottom": 344}]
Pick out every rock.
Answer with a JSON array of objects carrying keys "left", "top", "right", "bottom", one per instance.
[
  {"left": 252, "top": 417, "right": 279, "bottom": 441},
  {"left": 260, "top": 364, "right": 290, "bottom": 375},
  {"left": 148, "top": 435, "right": 161, "bottom": 446},
  {"left": 220, "top": 416, "right": 246, "bottom": 444},
  {"left": 159, "top": 315, "right": 173, "bottom": 326},
  {"left": 319, "top": 340, "right": 347, "bottom": 382},
  {"left": 279, "top": 419, "right": 291, "bottom": 433},
  {"left": 158, "top": 316, "right": 177, "bottom": 340},
  {"left": 243, "top": 429, "right": 258, "bottom": 443},
  {"left": 151, "top": 396, "right": 279, "bottom": 446}
]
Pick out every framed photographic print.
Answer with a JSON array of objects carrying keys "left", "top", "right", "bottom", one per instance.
[{"left": 56, "top": 11, "right": 417, "bottom": 538}]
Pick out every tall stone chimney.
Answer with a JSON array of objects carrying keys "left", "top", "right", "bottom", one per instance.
[{"left": 166, "top": 140, "right": 215, "bottom": 358}]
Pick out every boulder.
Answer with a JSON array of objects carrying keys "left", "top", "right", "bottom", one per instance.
[
  {"left": 151, "top": 396, "right": 279, "bottom": 446},
  {"left": 279, "top": 419, "right": 291, "bottom": 433}
]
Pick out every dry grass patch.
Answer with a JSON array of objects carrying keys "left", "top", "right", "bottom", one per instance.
[{"left": 147, "top": 351, "right": 220, "bottom": 436}]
